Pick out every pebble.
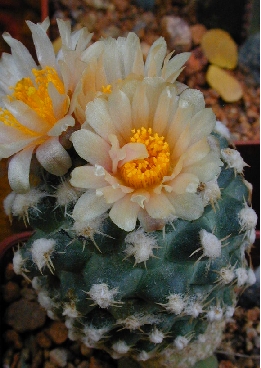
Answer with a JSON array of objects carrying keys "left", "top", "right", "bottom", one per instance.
[
  {"left": 48, "top": 321, "right": 68, "bottom": 344},
  {"left": 4, "top": 329, "right": 23, "bottom": 349},
  {"left": 49, "top": 347, "right": 70, "bottom": 367},
  {"left": 5, "top": 262, "right": 15, "bottom": 280},
  {"left": 80, "top": 343, "right": 93, "bottom": 358},
  {"left": 3, "top": 280, "right": 20, "bottom": 302},
  {"left": 161, "top": 15, "right": 192, "bottom": 52},
  {"left": 5, "top": 298, "right": 46, "bottom": 332},
  {"left": 36, "top": 330, "right": 52, "bottom": 349}
]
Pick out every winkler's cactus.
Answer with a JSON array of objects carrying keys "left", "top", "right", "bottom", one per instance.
[{"left": 1, "top": 18, "right": 257, "bottom": 368}]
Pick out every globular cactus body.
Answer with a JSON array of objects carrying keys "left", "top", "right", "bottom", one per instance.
[{"left": 13, "top": 134, "right": 256, "bottom": 368}]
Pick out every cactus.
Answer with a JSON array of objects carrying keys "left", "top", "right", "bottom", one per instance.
[{"left": 1, "top": 18, "right": 257, "bottom": 368}]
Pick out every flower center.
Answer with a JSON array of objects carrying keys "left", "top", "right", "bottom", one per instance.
[
  {"left": 10, "top": 66, "right": 66, "bottom": 125},
  {"left": 120, "top": 127, "right": 170, "bottom": 189},
  {"left": 0, "top": 108, "right": 38, "bottom": 136},
  {"left": 101, "top": 85, "right": 112, "bottom": 94}
]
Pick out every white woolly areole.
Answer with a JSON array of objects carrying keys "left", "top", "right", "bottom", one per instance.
[
  {"left": 235, "top": 267, "right": 249, "bottom": 286},
  {"left": 201, "top": 178, "right": 221, "bottom": 206},
  {"left": 88, "top": 283, "right": 118, "bottom": 308},
  {"left": 207, "top": 306, "right": 223, "bottom": 322},
  {"left": 112, "top": 341, "right": 130, "bottom": 354},
  {"left": 225, "top": 306, "right": 235, "bottom": 319},
  {"left": 221, "top": 148, "right": 247, "bottom": 174},
  {"left": 55, "top": 180, "right": 80, "bottom": 207},
  {"left": 163, "top": 294, "right": 185, "bottom": 314},
  {"left": 174, "top": 336, "right": 189, "bottom": 350},
  {"left": 219, "top": 267, "right": 235, "bottom": 284},
  {"left": 247, "top": 269, "right": 257, "bottom": 285},
  {"left": 31, "top": 238, "right": 56, "bottom": 271},
  {"left": 149, "top": 328, "right": 165, "bottom": 344},
  {"left": 82, "top": 326, "right": 109, "bottom": 347},
  {"left": 62, "top": 302, "right": 79, "bottom": 318},
  {"left": 124, "top": 228, "right": 158, "bottom": 265},
  {"left": 3, "top": 192, "right": 16, "bottom": 217},
  {"left": 37, "top": 291, "right": 54, "bottom": 310},
  {"left": 238, "top": 207, "right": 257, "bottom": 231},
  {"left": 137, "top": 351, "right": 151, "bottom": 361},
  {"left": 214, "top": 121, "right": 231, "bottom": 140},
  {"left": 72, "top": 215, "right": 105, "bottom": 238},
  {"left": 185, "top": 302, "right": 203, "bottom": 318},
  {"left": 246, "top": 228, "right": 257, "bottom": 244},
  {"left": 199, "top": 229, "right": 221, "bottom": 258},
  {"left": 117, "top": 314, "right": 157, "bottom": 330},
  {"left": 13, "top": 250, "right": 25, "bottom": 275}
]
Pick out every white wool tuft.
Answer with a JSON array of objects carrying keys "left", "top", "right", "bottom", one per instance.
[
  {"left": 55, "top": 180, "right": 81, "bottom": 207},
  {"left": 37, "top": 291, "right": 55, "bottom": 311},
  {"left": 88, "top": 283, "right": 118, "bottom": 308},
  {"left": 235, "top": 267, "right": 249, "bottom": 286},
  {"left": 149, "top": 328, "right": 165, "bottom": 344},
  {"left": 214, "top": 121, "right": 231, "bottom": 140},
  {"left": 82, "top": 326, "right": 108, "bottom": 347},
  {"left": 201, "top": 178, "right": 221, "bottom": 206},
  {"left": 225, "top": 306, "right": 235, "bottom": 319},
  {"left": 247, "top": 269, "right": 257, "bottom": 285},
  {"left": 62, "top": 302, "right": 79, "bottom": 318},
  {"left": 221, "top": 148, "right": 247, "bottom": 174},
  {"left": 112, "top": 341, "right": 130, "bottom": 354},
  {"left": 124, "top": 228, "right": 158, "bottom": 265},
  {"left": 31, "top": 238, "right": 56, "bottom": 272},
  {"left": 73, "top": 214, "right": 105, "bottom": 239},
  {"left": 238, "top": 206, "right": 257, "bottom": 231},
  {"left": 137, "top": 351, "right": 151, "bottom": 361},
  {"left": 174, "top": 336, "right": 189, "bottom": 350},
  {"left": 163, "top": 294, "right": 185, "bottom": 314},
  {"left": 3, "top": 192, "right": 16, "bottom": 217},
  {"left": 13, "top": 250, "right": 25, "bottom": 275},
  {"left": 206, "top": 306, "right": 223, "bottom": 322},
  {"left": 246, "top": 228, "right": 257, "bottom": 244},
  {"left": 185, "top": 302, "right": 203, "bottom": 318},
  {"left": 199, "top": 229, "right": 221, "bottom": 258},
  {"left": 219, "top": 267, "right": 235, "bottom": 284}
]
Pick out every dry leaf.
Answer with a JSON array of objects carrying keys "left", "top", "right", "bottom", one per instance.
[
  {"left": 201, "top": 29, "right": 238, "bottom": 69},
  {"left": 206, "top": 65, "right": 243, "bottom": 102}
]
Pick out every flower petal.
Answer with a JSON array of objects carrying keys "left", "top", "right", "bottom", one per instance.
[
  {"left": 36, "top": 137, "right": 72, "bottom": 176},
  {"left": 109, "top": 194, "right": 140, "bottom": 231},
  {"left": 131, "top": 82, "right": 150, "bottom": 129},
  {"left": 26, "top": 20, "right": 57, "bottom": 70},
  {"left": 70, "top": 166, "right": 107, "bottom": 189},
  {"left": 169, "top": 173, "right": 199, "bottom": 194},
  {"left": 48, "top": 115, "right": 75, "bottom": 137},
  {"left": 181, "top": 138, "right": 210, "bottom": 168},
  {"left": 71, "top": 129, "right": 112, "bottom": 171},
  {"left": 168, "top": 193, "right": 204, "bottom": 221},
  {"left": 189, "top": 108, "right": 216, "bottom": 144},
  {"left": 72, "top": 191, "right": 111, "bottom": 222},
  {"left": 8, "top": 145, "right": 34, "bottom": 193},
  {"left": 96, "top": 186, "right": 126, "bottom": 204},
  {"left": 86, "top": 98, "right": 120, "bottom": 143},
  {"left": 108, "top": 90, "right": 132, "bottom": 141},
  {"left": 145, "top": 37, "right": 167, "bottom": 77},
  {"left": 184, "top": 151, "right": 223, "bottom": 183},
  {"left": 144, "top": 192, "right": 175, "bottom": 219},
  {"left": 153, "top": 86, "right": 176, "bottom": 136}
]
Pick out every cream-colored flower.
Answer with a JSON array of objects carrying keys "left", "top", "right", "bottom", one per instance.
[
  {"left": 70, "top": 33, "right": 190, "bottom": 124},
  {"left": 70, "top": 78, "right": 223, "bottom": 231},
  {"left": 0, "top": 18, "right": 92, "bottom": 193}
]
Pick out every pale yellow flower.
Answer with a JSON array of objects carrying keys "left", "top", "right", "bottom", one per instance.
[
  {"left": 70, "top": 78, "right": 223, "bottom": 231},
  {"left": 70, "top": 33, "right": 190, "bottom": 124},
  {"left": 0, "top": 18, "right": 92, "bottom": 193}
]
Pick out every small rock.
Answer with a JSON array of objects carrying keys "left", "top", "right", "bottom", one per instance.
[
  {"left": 48, "top": 321, "right": 68, "bottom": 344},
  {"left": 190, "top": 23, "right": 207, "bottom": 45},
  {"left": 3, "top": 281, "right": 20, "bottom": 302},
  {"left": 50, "top": 348, "right": 70, "bottom": 367},
  {"left": 5, "top": 298, "right": 46, "bottom": 332},
  {"left": 20, "top": 286, "right": 37, "bottom": 301},
  {"left": 5, "top": 262, "right": 15, "bottom": 280},
  {"left": 161, "top": 15, "right": 192, "bottom": 52},
  {"left": 36, "top": 330, "right": 52, "bottom": 349},
  {"left": 77, "top": 361, "right": 90, "bottom": 368},
  {"left": 4, "top": 329, "right": 23, "bottom": 349},
  {"left": 80, "top": 343, "right": 93, "bottom": 357},
  {"left": 44, "top": 362, "right": 57, "bottom": 368}
]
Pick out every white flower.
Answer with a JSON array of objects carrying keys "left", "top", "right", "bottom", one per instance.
[
  {"left": 70, "top": 78, "right": 222, "bottom": 231},
  {"left": 0, "top": 18, "right": 92, "bottom": 193},
  {"left": 71, "top": 33, "right": 190, "bottom": 124}
]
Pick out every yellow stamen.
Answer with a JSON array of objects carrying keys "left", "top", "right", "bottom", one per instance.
[
  {"left": 0, "top": 108, "right": 38, "bottom": 137},
  {"left": 9, "top": 66, "right": 66, "bottom": 126},
  {"left": 120, "top": 127, "right": 170, "bottom": 189},
  {"left": 102, "top": 85, "right": 112, "bottom": 94}
]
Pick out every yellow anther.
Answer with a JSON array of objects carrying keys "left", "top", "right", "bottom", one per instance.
[
  {"left": 102, "top": 85, "right": 112, "bottom": 94},
  {"left": 120, "top": 127, "right": 170, "bottom": 189}
]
